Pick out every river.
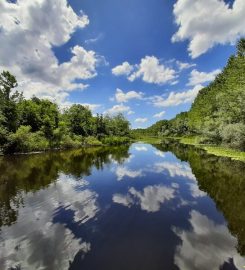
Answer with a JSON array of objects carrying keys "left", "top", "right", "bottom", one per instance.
[{"left": 0, "top": 141, "right": 245, "bottom": 270}]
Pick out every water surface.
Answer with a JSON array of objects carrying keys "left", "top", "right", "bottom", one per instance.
[{"left": 0, "top": 142, "right": 245, "bottom": 270}]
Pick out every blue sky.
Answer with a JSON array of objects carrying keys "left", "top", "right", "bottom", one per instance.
[{"left": 0, "top": 0, "right": 244, "bottom": 128}]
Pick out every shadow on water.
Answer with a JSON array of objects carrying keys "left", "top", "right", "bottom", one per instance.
[{"left": 0, "top": 141, "right": 245, "bottom": 270}]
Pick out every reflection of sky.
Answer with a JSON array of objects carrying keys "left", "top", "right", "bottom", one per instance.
[
  {"left": 173, "top": 210, "right": 245, "bottom": 270},
  {"left": 0, "top": 174, "right": 98, "bottom": 270},
  {"left": 113, "top": 184, "right": 176, "bottom": 212},
  {"left": 1, "top": 143, "right": 244, "bottom": 269}
]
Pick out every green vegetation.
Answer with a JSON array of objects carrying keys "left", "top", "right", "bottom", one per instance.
[
  {"left": 132, "top": 39, "right": 245, "bottom": 155},
  {"left": 0, "top": 71, "right": 131, "bottom": 154}
]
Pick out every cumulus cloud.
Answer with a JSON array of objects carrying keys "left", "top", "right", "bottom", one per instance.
[
  {"left": 105, "top": 104, "right": 134, "bottom": 115},
  {"left": 151, "top": 84, "right": 203, "bottom": 107},
  {"left": 112, "top": 61, "right": 134, "bottom": 76},
  {"left": 187, "top": 69, "right": 221, "bottom": 86},
  {"left": 135, "top": 118, "right": 148, "bottom": 123},
  {"left": 172, "top": 0, "right": 245, "bottom": 58},
  {"left": 112, "top": 56, "right": 177, "bottom": 85},
  {"left": 128, "top": 56, "right": 177, "bottom": 84},
  {"left": 0, "top": 0, "right": 99, "bottom": 104},
  {"left": 114, "top": 88, "right": 144, "bottom": 103},
  {"left": 173, "top": 210, "right": 245, "bottom": 270},
  {"left": 153, "top": 111, "right": 165, "bottom": 118}
]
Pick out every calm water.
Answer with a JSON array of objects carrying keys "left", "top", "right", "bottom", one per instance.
[{"left": 1, "top": 141, "right": 245, "bottom": 270}]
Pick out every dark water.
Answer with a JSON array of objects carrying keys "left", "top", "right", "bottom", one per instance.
[{"left": 1, "top": 141, "right": 245, "bottom": 270}]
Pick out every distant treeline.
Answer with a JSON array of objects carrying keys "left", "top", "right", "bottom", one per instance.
[
  {"left": 0, "top": 72, "right": 130, "bottom": 154},
  {"left": 132, "top": 39, "right": 245, "bottom": 151}
]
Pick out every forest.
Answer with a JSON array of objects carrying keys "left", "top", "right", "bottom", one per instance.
[
  {"left": 0, "top": 72, "right": 130, "bottom": 154},
  {"left": 133, "top": 39, "right": 245, "bottom": 151}
]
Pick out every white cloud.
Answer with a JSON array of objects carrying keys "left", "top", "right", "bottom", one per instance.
[
  {"left": 187, "top": 69, "right": 221, "bottom": 86},
  {"left": 154, "top": 150, "right": 165, "bottom": 158},
  {"left": 129, "top": 185, "right": 175, "bottom": 212},
  {"left": 0, "top": 0, "right": 100, "bottom": 105},
  {"left": 112, "top": 185, "right": 176, "bottom": 212},
  {"left": 85, "top": 33, "right": 104, "bottom": 44},
  {"left": 112, "top": 62, "right": 133, "bottom": 76},
  {"left": 114, "top": 88, "right": 144, "bottom": 103},
  {"left": 153, "top": 111, "right": 165, "bottom": 118},
  {"left": 154, "top": 161, "right": 196, "bottom": 180},
  {"left": 79, "top": 103, "right": 101, "bottom": 111},
  {"left": 189, "top": 183, "right": 207, "bottom": 198},
  {"left": 112, "top": 194, "right": 134, "bottom": 207},
  {"left": 151, "top": 84, "right": 203, "bottom": 107},
  {"left": 135, "top": 146, "right": 148, "bottom": 151},
  {"left": 135, "top": 118, "right": 148, "bottom": 123},
  {"left": 115, "top": 167, "right": 143, "bottom": 181},
  {"left": 176, "top": 61, "right": 196, "bottom": 71},
  {"left": 129, "top": 56, "right": 177, "bottom": 85},
  {"left": 172, "top": 0, "right": 245, "bottom": 58},
  {"left": 173, "top": 210, "right": 245, "bottom": 270},
  {"left": 105, "top": 104, "right": 134, "bottom": 115}
]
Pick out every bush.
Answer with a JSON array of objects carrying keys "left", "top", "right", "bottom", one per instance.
[
  {"left": 101, "top": 136, "right": 130, "bottom": 146},
  {"left": 0, "top": 126, "right": 8, "bottom": 147},
  {"left": 84, "top": 136, "right": 102, "bottom": 146},
  {"left": 3, "top": 126, "right": 49, "bottom": 154},
  {"left": 220, "top": 123, "right": 245, "bottom": 150},
  {"left": 60, "top": 134, "right": 82, "bottom": 149}
]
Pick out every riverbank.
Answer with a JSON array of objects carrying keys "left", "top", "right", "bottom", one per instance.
[
  {"left": 0, "top": 136, "right": 132, "bottom": 155},
  {"left": 178, "top": 137, "right": 245, "bottom": 162},
  {"left": 133, "top": 136, "right": 245, "bottom": 162}
]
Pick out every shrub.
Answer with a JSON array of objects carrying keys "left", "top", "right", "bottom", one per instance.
[
  {"left": 220, "top": 123, "right": 245, "bottom": 150},
  {"left": 60, "top": 134, "right": 82, "bottom": 149},
  {"left": 84, "top": 136, "right": 102, "bottom": 146},
  {"left": 101, "top": 136, "right": 130, "bottom": 146},
  {"left": 0, "top": 126, "right": 8, "bottom": 147},
  {"left": 3, "top": 126, "right": 49, "bottom": 154}
]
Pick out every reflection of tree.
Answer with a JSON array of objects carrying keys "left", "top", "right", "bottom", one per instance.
[
  {"left": 154, "top": 140, "right": 245, "bottom": 255},
  {"left": 0, "top": 145, "right": 130, "bottom": 227}
]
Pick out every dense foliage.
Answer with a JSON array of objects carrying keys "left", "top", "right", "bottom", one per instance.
[
  {"left": 0, "top": 73, "right": 130, "bottom": 153},
  {"left": 133, "top": 39, "right": 245, "bottom": 150}
]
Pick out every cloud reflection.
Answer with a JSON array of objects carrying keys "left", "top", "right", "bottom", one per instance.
[
  {"left": 113, "top": 185, "right": 176, "bottom": 212},
  {"left": 173, "top": 210, "right": 245, "bottom": 270},
  {"left": 0, "top": 174, "right": 99, "bottom": 270},
  {"left": 135, "top": 146, "right": 148, "bottom": 151},
  {"left": 115, "top": 166, "right": 143, "bottom": 181},
  {"left": 154, "top": 161, "right": 196, "bottom": 180}
]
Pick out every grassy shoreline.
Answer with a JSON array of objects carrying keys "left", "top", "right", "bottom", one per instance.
[
  {"left": 133, "top": 135, "right": 245, "bottom": 162},
  {"left": 178, "top": 137, "right": 245, "bottom": 162}
]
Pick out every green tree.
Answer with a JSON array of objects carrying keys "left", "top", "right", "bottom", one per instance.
[
  {"left": 237, "top": 38, "right": 245, "bottom": 57},
  {"left": 64, "top": 104, "right": 93, "bottom": 136},
  {"left": 0, "top": 71, "right": 22, "bottom": 132}
]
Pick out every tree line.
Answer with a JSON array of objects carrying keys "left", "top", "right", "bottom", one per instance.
[
  {"left": 133, "top": 39, "right": 245, "bottom": 151},
  {"left": 0, "top": 72, "right": 130, "bottom": 154}
]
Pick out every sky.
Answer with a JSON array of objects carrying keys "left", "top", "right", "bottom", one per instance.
[{"left": 0, "top": 0, "right": 244, "bottom": 128}]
